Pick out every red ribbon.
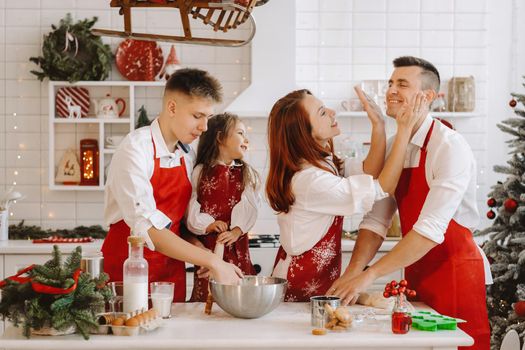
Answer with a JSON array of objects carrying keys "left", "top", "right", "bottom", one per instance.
[{"left": 0, "top": 264, "right": 82, "bottom": 295}]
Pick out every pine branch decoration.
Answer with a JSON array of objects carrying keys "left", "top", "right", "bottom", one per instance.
[
  {"left": 29, "top": 14, "right": 112, "bottom": 83},
  {"left": 0, "top": 245, "right": 111, "bottom": 339},
  {"left": 8, "top": 221, "right": 107, "bottom": 240}
]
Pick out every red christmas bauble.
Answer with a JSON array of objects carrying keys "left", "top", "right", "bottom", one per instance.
[
  {"left": 487, "top": 198, "right": 496, "bottom": 207},
  {"left": 514, "top": 301, "right": 525, "bottom": 317},
  {"left": 504, "top": 198, "right": 518, "bottom": 213},
  {"left": 509, "top": 99, "right": 517, "bottom": 108},
  {"left": 487, "top": 210, "right": 496, "bottom": 219}
]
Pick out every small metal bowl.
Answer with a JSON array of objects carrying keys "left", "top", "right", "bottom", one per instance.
[{"left": 210, "top": 276, "right": 287, "bottom": 319}]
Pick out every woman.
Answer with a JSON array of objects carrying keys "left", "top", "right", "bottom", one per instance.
[{"left": 266, "top": 88, "right": 427, "bottom": 301}]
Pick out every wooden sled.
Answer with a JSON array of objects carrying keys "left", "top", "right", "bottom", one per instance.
[{"left": 92, "top": 0, "right": 261, "bottom": 47}]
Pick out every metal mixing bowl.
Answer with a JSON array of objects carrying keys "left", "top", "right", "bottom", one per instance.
[{"left": 210, "top": 276, "right": 287, "bottom": 319}]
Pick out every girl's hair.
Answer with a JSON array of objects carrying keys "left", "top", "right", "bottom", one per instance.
[
  {"left": 195, "top": 112, "right": 259, "bottom": 191},
  {"left": 265, "top": 89, "right": 342, "bottom": 214}
]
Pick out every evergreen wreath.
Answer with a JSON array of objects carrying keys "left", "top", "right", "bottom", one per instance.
[
  {"left": 30, "top": 14, "right": 112, "bottom": 83},
  {"left": 0, "top": 246, "right": 112, "bottom": 339}
]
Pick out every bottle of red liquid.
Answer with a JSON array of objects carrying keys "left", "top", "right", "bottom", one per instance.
[{"left": 391, "top": 293, "right": 412, "bottom": 334}]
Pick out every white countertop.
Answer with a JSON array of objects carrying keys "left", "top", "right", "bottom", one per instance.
[
  {"left": 0, "top": 240, "right": 103, "bottom": 255},
  {"left": 0, "top": 238, "right": 397, "bottom": 254},
  {"left": 0, "top": 302, "right": 472, "bottom": 350}
]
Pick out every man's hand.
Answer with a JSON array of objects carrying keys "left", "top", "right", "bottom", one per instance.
[
  {"left": 355, "top": 85, "right": 385, "bottom": 127},
  {"left": 206, "top": 220, "right": 228, "bottom": 234},
  {"left": 217, "top": 227, "right": 243, "bottom": 247},
  {"left": 209, "top": 258, "right": 243, "bottom": 284},
  {"left": 327, "top": 267, "right": 362, "bottom": 297},
  {"left": 330, "top": 269, "right": 377, "bottom": 306}
]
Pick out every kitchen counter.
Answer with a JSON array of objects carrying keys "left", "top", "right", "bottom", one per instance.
[
  {"left": 0, "top": 302, "right": 472, "bottom": 350},
  {"left": 0, "top": 238, "right": 397, "bottom": 254},
  {"left": 0, "top": 240, "right": 103, "bottom": 255}
]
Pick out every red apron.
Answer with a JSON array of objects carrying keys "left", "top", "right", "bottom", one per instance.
[
  {"left": 395, "top": 121, "right": 490, "bottom": 350},
  {"left": 102, "top": 139, "right": 192, "bottom": 302},
  {"left": 274, "top": 216, "right": 343, "bottom": 302},
  {"left": 189, "top": 165, "right": 256, "bottom": 302}
]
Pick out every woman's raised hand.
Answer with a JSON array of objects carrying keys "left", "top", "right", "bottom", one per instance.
[
  {"left": 354, "top": 85, "right": 385, "bottom": 126},
  {"left": 395, "top": 92, "right": 429, "bottom": 133}
]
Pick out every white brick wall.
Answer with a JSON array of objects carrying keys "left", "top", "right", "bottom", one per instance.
[
  {"left": 0, "top": 0, "right": 519, "bottom": 236},
  {"left": 0, "top": 2, "right": 250, "bottom": 230},
  {"left": 292, "top": 0, "right": 492, "bottom": 233}
]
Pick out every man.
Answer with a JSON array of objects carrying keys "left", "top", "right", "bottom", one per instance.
[
  {"left": 102, "top": 68, "right": 242, "bottom": 302},
  {"left": 330, "top": 56, "right": 490, "bottom": 350}
]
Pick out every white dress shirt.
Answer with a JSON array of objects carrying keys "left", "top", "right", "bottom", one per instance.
[
  {"left": 104, "top": 118, "right": 195, "bottom": 251},
  {"left": 359, "top": 115, "right": 492, "bottom": 283},
  {"left": 186, "top": 162, "right": 261, "bottom": 235},
  {"left": 272, "top": 157, "right": 387, "bottom": 279}
]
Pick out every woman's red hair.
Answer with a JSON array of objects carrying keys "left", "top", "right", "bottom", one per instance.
[{"left": 266, "top": 89, "right": 342, "bottom": 213}]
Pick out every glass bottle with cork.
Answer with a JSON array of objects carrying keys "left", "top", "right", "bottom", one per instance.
[
  {"left": 384, "top": 279, "right": 416, "bottom": 334},
  {"left": 123, "top": 236, "right": 148, "bottom": 313}
]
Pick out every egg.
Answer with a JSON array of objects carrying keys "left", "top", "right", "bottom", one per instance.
[
  {"left": 135, "top": 314, "right": 144, "bottom": 325},
  {"left": 125, "top": 317, "right": 139, "bottom": 327},
  {"left": 141, "top": 312, "right": 151, "bottom": 323},
  {"left": 111, "top": 317, "right": 125, "bottom": 326}
]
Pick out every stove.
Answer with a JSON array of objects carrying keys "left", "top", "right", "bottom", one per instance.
[
  {"left": 248, "top": 234, "right": 280, "bottom": 276},
  {"left": 248, "top": 234, "right": 280, "bottom": 248}
]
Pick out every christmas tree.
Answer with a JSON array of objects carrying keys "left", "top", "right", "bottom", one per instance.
[
  {"left": 479, "top": 78, "right": 525, "bottom": 350},
  {"left": 136, "top": 105, "right": 152, "bottom": 129}
]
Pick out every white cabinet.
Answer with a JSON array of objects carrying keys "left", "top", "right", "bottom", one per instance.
[
  {"left": 3, "top": 255, "right": 51, "bottom": 277},
  {"left": 48, "top": 81, "right": 165, "bottom": 191},
  {"left": 338, "top": 111, "right": 482, "bottom": 118}
]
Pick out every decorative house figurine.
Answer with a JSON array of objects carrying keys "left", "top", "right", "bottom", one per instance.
[
  {"left": 160, "top": 45, "right": 181, "bottom": 80},
  {"left": 55, "top": 149, "right": 81, "bottom": 185},
  {"left": 55, "top": 87, "right": 90, "bottom": 118},
  {"left": 79, "top": 139, "right": 99, "bottom": 186}
]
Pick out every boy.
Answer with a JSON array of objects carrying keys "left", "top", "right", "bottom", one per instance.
[{"left": 102, "top": 68, "right": 242, "bottom": 302}]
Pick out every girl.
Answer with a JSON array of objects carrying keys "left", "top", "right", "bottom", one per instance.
[
  {"left": 267, "top": 88, "right": 427, "bottom": 301},
  {"left": 187, "top": 112, "right": 261, "bottom": 302}
]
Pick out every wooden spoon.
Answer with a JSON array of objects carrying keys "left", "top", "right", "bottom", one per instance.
[{"left": 204, "top": 242, "right": 224, "bottom": 315}]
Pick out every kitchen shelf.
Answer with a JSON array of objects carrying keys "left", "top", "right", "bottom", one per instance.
[
  {"left": 338, "top": 111, "right": 482, "bottom": 118},
  {"left": 49, "top": 185, "right": 105, "bottom": 191},
  {"left": 53, "top": 118, "right": 132, "bottom": 124},
  {"left": 48, "top": 81, "right": 164, "bottom": 191}
]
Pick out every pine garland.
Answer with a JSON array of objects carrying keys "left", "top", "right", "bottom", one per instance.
[
  {"left": 0, "top": 246, "right": 112, "bottom": 339},
  {"left": 8, "top": 221, "right": 107, "bottom": 240},
  {"left": 30, "top": 14, "right": 112, "bottom": 83}
]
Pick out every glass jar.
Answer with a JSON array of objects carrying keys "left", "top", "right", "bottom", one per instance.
[
  {"left": 391, "top": 293, "right": 412, "bottom": 334},
  {"left": 431, "top": 92, "right": 447, "bottom": 112},
  {"left": 123, "top": 236, "right": 148, "bottom": 313}
]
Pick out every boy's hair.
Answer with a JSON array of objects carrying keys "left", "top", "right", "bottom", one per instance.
[
  {"left": 393, "top": 56, "right": 440, "bottom": 92},
  {"left": 265, "top": 89, "right": 342, "bottom": 214},
  {"left": 165, "top": 68, "right": 223, "bottom": 103},
  {"left": 195, "top": 112, "right": 259, "bottom": 192}
]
